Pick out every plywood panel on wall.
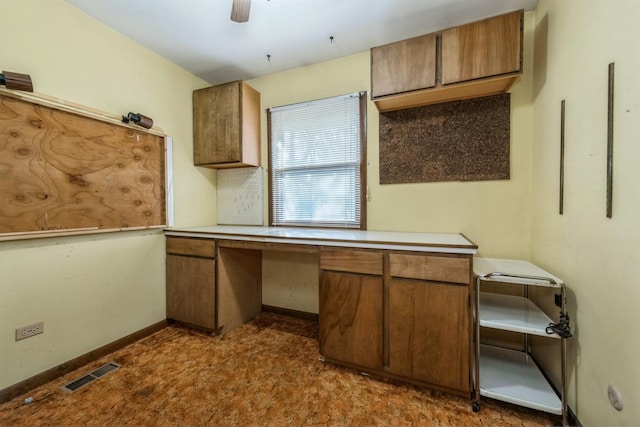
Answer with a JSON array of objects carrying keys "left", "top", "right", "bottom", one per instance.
[
  {"left": 379, "top": 93, "right": 510, "bottom": 184},
  {"left": 0, "top": 93, "right": 166, "bottom": 235}
]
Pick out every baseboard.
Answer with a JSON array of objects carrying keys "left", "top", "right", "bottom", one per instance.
[
  {"left": 262, "top": 305, "right": 319, "bottom": 321},
  {"left": 0, "top": 319, "right": 168, "bottom": 404},
  {"left": 568, "top": 407, "right": 582, "bottom": 427}
]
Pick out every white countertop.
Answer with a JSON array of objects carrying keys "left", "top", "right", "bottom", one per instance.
[{"left": 164, "top": 225, "right": 477, "bottom": 254}]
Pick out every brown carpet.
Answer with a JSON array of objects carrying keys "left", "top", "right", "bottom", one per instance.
[{"left": 0, "top": 313, "right": 558, "bottom": 426}]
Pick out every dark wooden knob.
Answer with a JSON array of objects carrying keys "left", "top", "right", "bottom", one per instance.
[{"left": 1, "top": 71, "right": 33, "bottom": 92}]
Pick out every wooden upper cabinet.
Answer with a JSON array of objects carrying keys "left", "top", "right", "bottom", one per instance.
[
  {"left": 371, "top": 33, "right": 437, "bottom": 98},
  {"left": 371, "top": 10, "right": 523, "bottom": 112},
  {"left": 441, "top": 10, "right": 523, "bottom": 85},
  {"left": 193, "top": 81, "right": 260, "bottom": 168}
]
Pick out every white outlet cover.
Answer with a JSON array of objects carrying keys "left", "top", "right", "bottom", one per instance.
[{"left": 15, "top": 321, "right": 44, "bottom": 341}]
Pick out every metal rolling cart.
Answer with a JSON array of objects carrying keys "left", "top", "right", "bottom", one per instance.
[{"left": 472, "top": 258, "right": 572, "bottom": 426}]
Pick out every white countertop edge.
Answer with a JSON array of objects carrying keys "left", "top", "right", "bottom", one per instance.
[{"left": 164, "top": 230, "right": 477, "bottom": 254}]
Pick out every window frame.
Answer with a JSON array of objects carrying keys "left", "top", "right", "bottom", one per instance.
[{"left": 267, "top": 91, "right": 367, "bottom": 230}]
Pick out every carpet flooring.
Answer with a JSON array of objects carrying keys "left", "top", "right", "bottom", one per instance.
[{"left": 0, "top": 313, "right": 559, "bottom": 426}]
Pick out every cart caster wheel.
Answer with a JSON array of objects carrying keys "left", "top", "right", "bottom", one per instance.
[{"left": 472, "top": 401, "right": 480, "bottom": 412}]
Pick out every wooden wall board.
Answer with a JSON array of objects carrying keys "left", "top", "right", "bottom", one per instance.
[
  {"left": 0, "top": 93, "right": 166, "bottom": 236},
  {"left": 379, "top": 93, "right": 510, "bottom": 184}
]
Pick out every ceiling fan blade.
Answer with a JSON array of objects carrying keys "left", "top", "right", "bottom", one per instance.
[{"left": 231, "top": 0, "right": 251, "bottom": 23}]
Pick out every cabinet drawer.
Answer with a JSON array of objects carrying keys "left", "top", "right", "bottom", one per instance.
[
  {"left": 320, "top": 249, "right": 383, "bottom": 275},
  {"left": 166, "top": 237, "right": 216, "bottom": 258},
  {"left": 389, "top": 254, "right": 469, "bottom": 284}
]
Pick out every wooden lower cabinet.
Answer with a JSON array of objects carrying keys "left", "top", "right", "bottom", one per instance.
[
  {"left": 166, "top": 253, "right": 216, "bottom": 330},
  {"left": 166, "top": 237, "right": 216, "bottom": 331},
  {"left": 319, "top": 249, "right": 472, "bottom": 395},
  {"left": 165, "top": 238, "right": 263, "bottom": 334},
  {"left": 166, "top": 237, "right": 474, "bottom": 395},
  {"left": 319, "top": 270, "right": 383, "bottom": 370},
  {"left": 388, "top": 278, "right": 470, "bottom": 394}
]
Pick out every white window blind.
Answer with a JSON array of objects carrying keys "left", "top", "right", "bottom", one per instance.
[{"left": 269, "top": 92, "right": 365, "bottom": 228}]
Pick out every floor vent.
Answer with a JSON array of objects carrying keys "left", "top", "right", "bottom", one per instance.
[{"left": 61, "top": 362, "right": 120, "bottom": 393}]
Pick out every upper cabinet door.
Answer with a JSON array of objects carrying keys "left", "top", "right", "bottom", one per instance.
[
  {"left": 371, "top": 33, "right": 437, "bottom": 98},
  {"left": 193, "top": 81, "right": 260, "bottom": 168},
  {"left": 441, "top": 10, "right": 523, "bottom": 85},
  {"left": 194, "top": 81, "right": 241, "bottom": 165}
]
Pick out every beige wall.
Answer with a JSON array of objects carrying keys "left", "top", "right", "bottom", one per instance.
[
  {"left": 0, "top": 0, "right": 213, "bottom": 390},
  {"left": 248, "top": 13, "right": 536, "bottom": 314},
  {"left": 530, "top": 1, "right": 640, "bottom": 425},
  {"left": 3, "top": 3, "right": 635, "bottom": 426}
]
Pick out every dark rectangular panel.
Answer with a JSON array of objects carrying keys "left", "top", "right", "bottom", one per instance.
[{"left": 379, "top": 93, "right": 510, "bottom": 184}]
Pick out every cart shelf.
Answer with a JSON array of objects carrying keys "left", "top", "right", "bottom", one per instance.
[
  {"left": 479, "top": 292, "right": 561, "bottom": 338},
  {"left": 480, "top": 344, "right": 562, "bottom": 415},
  {"left": 473, "top": 257, "right": 570, "bottom": 426}
]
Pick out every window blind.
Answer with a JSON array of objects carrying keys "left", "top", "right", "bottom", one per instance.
[{"left": 268, "top": 92, "right": 365, "bottom": 228}]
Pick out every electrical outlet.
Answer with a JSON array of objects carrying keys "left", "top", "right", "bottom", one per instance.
[
  {"left": 15, "top": 321, "right": 44, "bottom": 341},
  {"left": 607, "top": 385, "right": 624, "bottom": 411}
]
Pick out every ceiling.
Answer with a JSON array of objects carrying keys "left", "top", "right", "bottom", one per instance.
[{"left": 64, "top": 0, "right": 538, "bottom": 86}]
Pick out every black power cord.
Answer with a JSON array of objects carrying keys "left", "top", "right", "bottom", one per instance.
[{"left": 546, "top": 312, "right": 572, "bottom": 338}]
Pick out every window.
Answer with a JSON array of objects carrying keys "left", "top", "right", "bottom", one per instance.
[{"left": 268, "top": 92, "right": 366, "bottom": 229}]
